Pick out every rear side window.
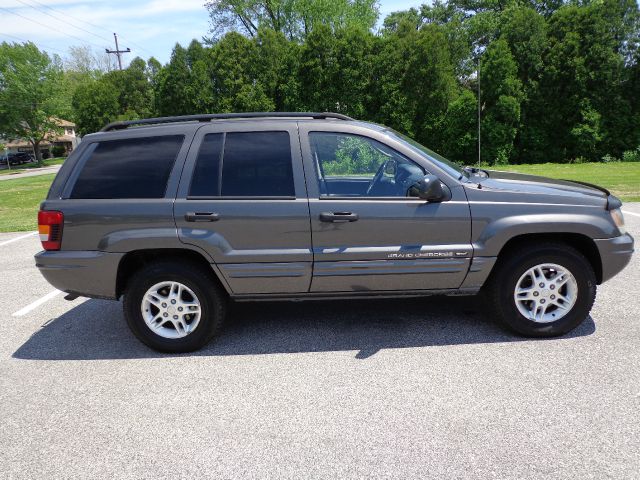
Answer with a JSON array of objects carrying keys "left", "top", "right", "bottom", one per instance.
[
  {"left": 189, "top": 131, "right": 294, "bottom": 197},
  {"left": 70, "top": 135, "right": 184, "bottom": 199}
]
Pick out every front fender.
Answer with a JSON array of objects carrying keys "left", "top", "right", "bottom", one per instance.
[{"left": 470, "top": 205, "right": 618, "bottom": 257}]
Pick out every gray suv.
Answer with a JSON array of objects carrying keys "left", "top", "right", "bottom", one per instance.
[{"left": 35, "top": 113, "right": 634, "bottom": 352}]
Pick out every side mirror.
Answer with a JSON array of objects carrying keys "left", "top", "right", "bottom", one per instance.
[{"left": 411, "top": 174, "right": 449, "bottom": 202}]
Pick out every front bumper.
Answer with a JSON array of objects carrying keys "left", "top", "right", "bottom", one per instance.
[
  {"left": 594, "top": 233, "right": 634, "bottom": 283},
  {"left": 35, "top": 250, "right": 124, "bottom": 299}
]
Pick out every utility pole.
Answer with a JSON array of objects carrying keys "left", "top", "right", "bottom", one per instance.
[{"left": 105, "top": 33, "right": 130, "bottom": 70}]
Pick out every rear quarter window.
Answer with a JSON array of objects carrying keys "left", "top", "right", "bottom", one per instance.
[{"left": 70, "top": 135, "right": 184, "bottom": 199}]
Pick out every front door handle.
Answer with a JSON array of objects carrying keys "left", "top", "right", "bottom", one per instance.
[
  {"left": 185, "top": 212, "right": 220, "bottom": 222},
  {"left": 319, "top": 212, "right": 359, "bottom": 223}
]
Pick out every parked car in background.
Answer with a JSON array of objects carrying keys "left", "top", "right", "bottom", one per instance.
[
  {"left": 2, "top": 152, "right": 34, "bottom": 165},
  {"left": 35, "top": 112, "right": 634, "bottom": 353}
]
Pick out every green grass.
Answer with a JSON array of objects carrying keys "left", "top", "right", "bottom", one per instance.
[
  {"left": 498, "top": 162, "right": 640, "bottom": 202},
  {"left": 0, "top": 174, "right": 55, "bottom": 232},
  {"left": 0, "top": 157, "right": 65, "bottom": 176}
]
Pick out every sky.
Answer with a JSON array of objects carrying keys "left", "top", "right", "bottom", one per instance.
[{"left": 0, "top": 0, "right": 420, "bottom": 66}]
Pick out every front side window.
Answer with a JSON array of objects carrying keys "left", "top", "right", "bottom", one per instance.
[
  {"left": 189, "top": 131, "right": 295, "bottom": 197},
  {"left": 70, "top": 135, "right": 184, "bottom": 199},
  {"left": 309, "top": 132, "right": 425, "bottom": 198}
]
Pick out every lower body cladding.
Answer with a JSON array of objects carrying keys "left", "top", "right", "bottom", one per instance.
[
  {"left": 309, "top": 257, "right": 471, "bottom": 292},
  {"left": 218, "top": 256, "right": 497, "bottom": 298},
  {"left": 35, "top": 251, "right": 498, "bottom": 300}
]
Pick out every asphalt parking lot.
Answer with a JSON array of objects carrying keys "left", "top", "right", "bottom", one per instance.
[{"left": 1, "top": 206, "right": 639, "bottom": 479}]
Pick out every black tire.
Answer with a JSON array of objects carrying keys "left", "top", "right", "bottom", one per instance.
[
  {"left": 484, "top": 243, "right": 597, "bottom": 337},
  {"left": 123, "top": 260, "right": 226, "bottom": 353}
]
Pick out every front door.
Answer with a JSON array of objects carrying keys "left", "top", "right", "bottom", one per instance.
[
  {"left": 174, "top": 122, "right": 312, "bottom": 294},
  {"left": 299, "top": 124, "right": 472, "bottom": 293}
]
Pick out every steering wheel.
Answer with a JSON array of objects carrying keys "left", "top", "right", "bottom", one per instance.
[{"left": 365, "top": 161, "right": 388, "bottom": 196}]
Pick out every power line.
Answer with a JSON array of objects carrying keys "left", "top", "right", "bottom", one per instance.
[
  {"left": 14, "top": 0, "right": 113, "bottom": 44},
  {"left": 26, "top": 0, "right": 117, "bottom": 35},
  {"left": 21, "top": 0, "right": 156, "bottom": 58},
  {"left": 0, "top": 6, "right": 107, "bottom": 50}
]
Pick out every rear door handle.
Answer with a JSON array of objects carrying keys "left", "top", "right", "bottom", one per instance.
[
  {"left": 319, "top": 212, "right": 359, "bottom": 223},
  {"left": 185, "top": 212, "right": 220, "bottom": 222}
]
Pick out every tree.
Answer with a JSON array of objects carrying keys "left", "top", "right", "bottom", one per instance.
[
  {"left": 381, "top": 8, "right": 422, "bottom": 34},
  {"left": 108, "top": 57, "right": 154, "bottom": 120},
  {"left": 209, "top": 32, "right": 273, "bottom": 112},
  {"left": 253, "top": 28, "right": 301, "bottom": 110},
  {"left": 71, "top": 58, "right": 154, "bottom": 134},
  {"left": 0, "top": 42, "right": 66, "bottom": 165},
  {"left": 205, "top": 0, "right": 379, "bottom": 40},
  {"left": 439, "top": 89, "right": 478, "bottom": 163},
  {"left": 298, "top": 25, "right": 375, "bottom": 117},
  {"left": 155, "top": 43, "right": 214, "bottom": 116},
  {"left": 71, "top": 78, "right": 119, "bottom": 135},
  {"left": 534, "top": 0, "right": 638, "bottom": 162},
  {"left": 64, "top": 45, "right": 115, "bottom": 74},
  {"left": 146, "top": 57, "right": 162, "bottom": 90},
  {"left": 480, "top": 38, "right": 523, "bottom": 164},
  {"left": 499, "top": 5, "right": 547, "bottom": 163},
  {"left": 371, "top": 25, "right": 458, "bottom": 150}
]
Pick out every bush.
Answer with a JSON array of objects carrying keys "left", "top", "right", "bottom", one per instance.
[
  {"left": 622, "top": 147, "right": 640, "bottom": 162},
  {"left": 51, "top": 145, "right": 66, "bottom": 157},
  {"left": 601, "top": 153, "right": 620, "bottom": 163}
]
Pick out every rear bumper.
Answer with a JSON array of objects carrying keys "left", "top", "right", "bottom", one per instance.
[
  {"left": 594, "top": 233, "right": 634, "bottom": 283},
  {"left": 35, "top": 250, "right": 124, "bottom": 299}
]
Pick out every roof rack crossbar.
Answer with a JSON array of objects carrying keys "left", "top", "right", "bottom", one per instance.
[{"left": 100, "top": 112, "right": 353, "bottom": 132}]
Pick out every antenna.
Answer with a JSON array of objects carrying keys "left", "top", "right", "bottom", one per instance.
[{"left": 477, "top": 55, "right": 481, "bottom": 167}]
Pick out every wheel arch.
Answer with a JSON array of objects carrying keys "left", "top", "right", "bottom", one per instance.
[
  {"left": 492, "top": 233, "right": 603, "bottom": 284},
  {"left": 116, "top": 248, "right": 231, "bottom": 298}
]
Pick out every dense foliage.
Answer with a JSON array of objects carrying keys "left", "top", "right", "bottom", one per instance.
[{"left": 3, "top": 0, "right": 640, "bottom": 165}]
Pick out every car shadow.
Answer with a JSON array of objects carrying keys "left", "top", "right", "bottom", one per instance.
[{"left": 13, "top": 296, "right": 596, "bottom": 361}]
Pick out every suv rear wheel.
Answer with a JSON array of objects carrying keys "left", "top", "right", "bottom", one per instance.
[
  {"left": 123, "top": 260, "right": 226, "bottom": 352},
  {"left": 485, "top": 243, "right": 597, "bottom": 337}
]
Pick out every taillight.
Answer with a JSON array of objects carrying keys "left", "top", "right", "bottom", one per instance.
[{"left": 38, "top": 210, "right": 64, "bottom": 251}]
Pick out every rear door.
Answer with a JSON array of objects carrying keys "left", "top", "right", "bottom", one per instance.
[
  {"left": 174, "top": 121, "right": 312, "bottom": 295},
  {"left": 299, "top": 122, "right": 472, "bottom": 293}
]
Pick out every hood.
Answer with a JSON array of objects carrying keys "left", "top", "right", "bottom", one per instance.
[{"left": 473, "top": 169, "right": 609, "bottom": 201}]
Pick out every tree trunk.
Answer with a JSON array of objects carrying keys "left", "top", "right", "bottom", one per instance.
[{"left": 33, "top": 140, "right": 43, "bottom": 167}]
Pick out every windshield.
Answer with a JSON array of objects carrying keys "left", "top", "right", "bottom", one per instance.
[{"left": 385, "top": 129, "right": 466, "bottom": 180}]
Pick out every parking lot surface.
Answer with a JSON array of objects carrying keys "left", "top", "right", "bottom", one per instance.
[{"left": 1, "top": 205, "right": 639, "bottom": 479}]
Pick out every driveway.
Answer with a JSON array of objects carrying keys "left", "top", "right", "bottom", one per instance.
[{"left": 0, "top": 205, "right": 638, "bottom": 479}]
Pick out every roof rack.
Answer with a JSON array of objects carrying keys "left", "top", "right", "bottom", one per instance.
[{"left": 100, "top": 112, "right": 354, "bottom": 132}]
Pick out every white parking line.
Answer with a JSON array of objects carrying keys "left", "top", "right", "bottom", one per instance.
[
  {"left": 0, "top": 231, "right": 37, "bottom": 247},
  {"left": 12, "top": 290, "right": 62, "bottom": 317},
  {"left": 622, "top": 209, "right": 640, "bottom": 218}
]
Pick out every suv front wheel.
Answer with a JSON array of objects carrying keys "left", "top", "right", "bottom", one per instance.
[
  {"left": 123, "top": 260, "right": 226, "bottom": 352},
  {"left": 485, "top": 243, "right": 597, "bottom": 337}
]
